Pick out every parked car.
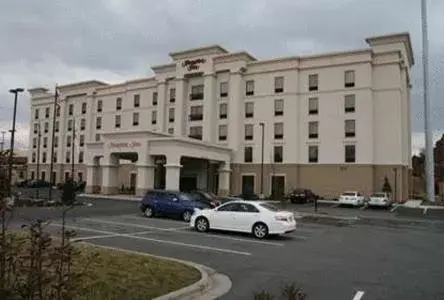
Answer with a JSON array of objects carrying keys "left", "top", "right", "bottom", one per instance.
[
  {"left": 284, "top": 188, "right": 319, "bottom": 204},
  {"left": 236, "top": 193, "right": 260, "bottom": 200},
  {"left": 338, "top": 191, "right": 365, "bottom": 206},
  {"left": 140, "top": 189, "right": 205, "bottom": 222},
  {"left": 26, "top": 180, "right": 51, "bottom": 188},
  {"left": 368, "top": 192, "right": 393, "bottom": 208},
  {"left": 190, "top": 200, "right": 296, "bottom": 239},
  {"left": 188, "top": 190, "right": 220, "bottom": 208}
]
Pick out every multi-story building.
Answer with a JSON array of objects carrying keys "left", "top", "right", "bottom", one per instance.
[{"left": 27, "top": 32, "right": 413, "bottom": 200}]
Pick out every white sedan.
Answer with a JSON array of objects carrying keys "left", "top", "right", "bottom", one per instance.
[
  {"left": 368, "top": 192, "right": 392, "bottom": 207},
  {"left": 190, "top": 200, "right": 296, "bottom": 239},
  {"left": 338, "top": 191, "right": 365, "bottom": 206}
]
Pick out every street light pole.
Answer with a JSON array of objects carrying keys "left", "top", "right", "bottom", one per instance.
[
  {"left": 48, "top": 87, "right": 59, "bottom": 202},
  {"left": 0, "top": 131, "right": 5, "bottom": 152},
  {"left": 36, "top": 123, "right": 41, "bottom": 199},
  {"left": 71, "top": 119, "right": 75, "bottom": 180},
  {"left": 8, "top": 88, "right": 24, "bottom": 196},
  {"left": 421, "top": 0, "right": 435, "bottom": 202},
  {"left": 259, "top": 122, "right": 265, "bottom": 198}
]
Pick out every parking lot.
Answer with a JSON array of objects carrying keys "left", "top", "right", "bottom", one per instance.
[{"left": 13, "top": 198, "right": 442, "bottom": 300}]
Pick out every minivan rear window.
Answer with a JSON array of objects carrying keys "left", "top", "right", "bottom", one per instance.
[{"left": 342, "top": 192, "right": 356, "bottom": 196}]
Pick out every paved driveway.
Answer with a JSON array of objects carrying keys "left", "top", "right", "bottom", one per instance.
[{"left": 25, "top": 203, "right": 444, "bottom": 300}]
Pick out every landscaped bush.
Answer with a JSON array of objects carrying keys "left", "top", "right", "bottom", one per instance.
[{"left": 254, "top": 282, "right": 307, "bottom": 300}]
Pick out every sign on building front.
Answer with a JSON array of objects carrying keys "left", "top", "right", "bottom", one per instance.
[{"left": 108, "top": 141, "right": 142, "bottom": 149}]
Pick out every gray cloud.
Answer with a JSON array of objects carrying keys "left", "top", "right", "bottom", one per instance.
[{"left": 0, "top": 0, "right": 443, "bottom": 150}]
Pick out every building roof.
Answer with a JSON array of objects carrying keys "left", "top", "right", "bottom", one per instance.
[
  {"left": 365, "top": 32, "right": 414, "bottom": 66},
  {"left": 169, "top": 45, "right": 229, "bottom": 61}
]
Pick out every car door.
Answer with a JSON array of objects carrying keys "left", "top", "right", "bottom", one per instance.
[
  {"left": 211, "top": 202, "right": 241, "bottom": 231},
  {"left": 156, "top": 192, "right": 174, "bottom": 214},
  {"left": 165, "top": 193, "right": 183, "bottom": 214},
  {"left": 235, "top": 203, "right": 261, "bottom": 232}
]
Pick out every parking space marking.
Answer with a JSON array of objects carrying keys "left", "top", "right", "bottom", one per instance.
[
  {"left": 49, "top": 223, "right": 252, "bottom": 256},
  {"left": 352, "top": 291, "right": 365, "bottom": 300},
  {"left": 81, "top": 218, "right": 285, "bottom": 247},
  {"left": 71, "top": 230, "right": 153, "bottom": 242}
]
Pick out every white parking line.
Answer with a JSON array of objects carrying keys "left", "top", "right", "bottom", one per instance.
[
  {"left": 71, "top": 230, "right": 153, "bottom": 242},
  {"left": 352, "top": 291, "right": 365, "bottom": 300},
  {"left": 82, "top": 218, "right": 285, "bottom": 247},
  {"left": 49, "top": 223, "right": 252, "bottom": 256}
]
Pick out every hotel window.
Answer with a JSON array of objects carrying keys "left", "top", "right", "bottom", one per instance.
[
  {"left": 244, "top": 124, "right": 253, "bottom": 140},
  {"left": 78, "top": 151, "right": 84, "bottom": 163},
  {"left": 45, "top": 107, "right": 50, "bottom": 118},
  {"left": 274, "top": 99, "right": 284, "bottom": 116},
  {"left": 151, "top": 111, "right": 157, "bottom": 125},
  {"left": 344, "top": 94, "right": 355, "bottom": 113},
  {"left": 274, "top": 146, "right": 283, "bottom": 163},
  {"left": 133, "top": 112, "right": 139, "bottom": 126},
  {"left": 42, "top": 152, "right": 47, "bottom": 163},
  {"left": 115, "top": 115, "right": 121, "bottom": 128},
  {"left": 44, "top": 122, "right": 49, "bottom": 133},
  {"left": 189, "top": 106, "right": 203, "bottom": 121},
  {"left": 189, "top": 126, "right": 203, "bottom": 140},
  {"left": 78, "top": 172, "right": 83, "bottom": 182},
  {"left": 169, "top": 108, "right": 175, "bottom": 123},
  {"left": 97, "top": 100, "right": 102, "bottom": 112},
  {"left": 219, "top": 103, "right": 227, "bottom": 119},
  {"left": 33, "top": 123, "right": 38, "bottom": 134},
  {"left": 53, "top": 153, "right": 57, "bottom": 163},
  {"left": 344, "top": 70, "right": 355, "bottom": 88},
  {"left": 54, "top": 136, "right": 58, "bottom": 148},
  {"left": 68, "top": 104, "right": 74, "bottom": 115},
  {"left": 169, "top": 88, "right": 176, "bottom": 103},
  {"left": 220, "top": 82, "right": 228, "bottom": 98},
  {"left": 345, "top": 145, "right": 356, "bottom": 163},
  {"left": 245, "top": 102, "right": 254, "bottom": 118},
  {"left": 55, "top": 121, "right": 59, "bottom": 132},
  {"left": 80, "top": 118, "right": 86, "bottom": 130},
  {"left": 309, "top": 74, "right": 318, "bottom": 91},
  {"left": 152, "top": 92, "right": 158, "bottom": 106},
  {"left": 309, "top": 97, "right": 318, "bottom": 114},
  {"left": 244, "top": 146, "right": 253, "bottom": 163},
  {"left": 35, "top": 109, "right": 39, "bottom": 120},
  {"left": 56, "top": 106, "right": 60, "bottom": 117},
  {"left": 32, "top": 152, "right": 36, "bottom": 163},
  {"left": 219, "top": 125, "right": 227, "bottom": 141},
  {"left": 81, "top": 102, "right": 87, "bottom": 114},
  {"left": 274, "top": 122, "right": 284, "bottom": 139},
  {"left": 309, "top": 145, "right": 318, "bottom": 163},
  {"left": 190, "top": 85, "right": 204, "bottom": 100},
  {"left": 345, "top": 120, "right": 355, "bottom": 137},
  {"left": 79, "top": 134, "right": 85, "bottom": 147},
  {"left": 134, "top": 94, "right": 140, "bottom": 107},
  {"left": 66, "top": 136, "right": 71, "bottom": 147},
  {"left": 96, "top": 116, "right": 102, "bottom": 129},
  {"left": 32, "top": 138, "right": 36, "bottom": 148},
  {"left": 116, "top": 97, "right": 122, "bottom": 110},
  {"left": 168, "top": 127, "right": 174, "bottom": 134},
  {"left": 274, "top": 76, "right": 284, "bottom": 93},
  {"left": 95, "top": 134, "right": 100, "bottom": 141},
  {"left": 67, "top": 119, "right": 73, "bottom": 131},
  {"left": 43, "top": 137, "right": 48, "bottom": 148},
  {"left": 66, "top": 151, "right": 70, "bottom": 163},
  {"left": 308, "top": 121, "right": 319, "bottom": 139},
  {"left": 31, "top": 171, "right": 35, "bottom": 180},
  {"left": 246, "top": 80, "right": 254, "bottom": 96}
]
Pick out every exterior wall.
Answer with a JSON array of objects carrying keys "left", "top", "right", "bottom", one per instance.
[{"left": 27, "top": 33, "right": 413, "bottom": 197}]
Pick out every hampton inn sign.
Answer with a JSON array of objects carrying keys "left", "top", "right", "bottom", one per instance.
[{"left": 182, "top": 58, "right": 206, "bottom": 71}]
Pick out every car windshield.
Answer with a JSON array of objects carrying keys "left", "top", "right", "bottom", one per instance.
[
  {"left": 371, "top": 193, "right": 386, "bottom": 197},
  {"left": 259, "top": 203, "right": 281, "bottom": 212},
  {"left": 342, "top": 192, "right": 356, "bottom": 196}
]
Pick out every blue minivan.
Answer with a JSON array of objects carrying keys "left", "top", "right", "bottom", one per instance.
[{"left": 140, "top": 189, "right": 207, "bottom": 222}]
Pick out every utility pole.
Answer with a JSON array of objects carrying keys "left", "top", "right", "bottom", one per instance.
[
  {"left": 259, "top": 122, "right": 265, "bottom": 199},
  {"left": 0, "top": 131, "right": 5, "bottom": 152},
  {"left": 36, "top": 123, "right": 41, "bottom": 199},
  {"left": 421, "top": 0, "right": 435, "bottom": 201},
  {"left": 8, "top": 88, "right": 24, "bottom": 196},
  {"left": 48, "top": 86, "right": 59, "bottom": 202},
  {"left": 71, "top": 119, "right": 75, "bottom": 180}
]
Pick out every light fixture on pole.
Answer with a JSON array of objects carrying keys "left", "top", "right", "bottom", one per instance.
[{"left": 8, "top": 88, "right": 24, "bottom": 196}]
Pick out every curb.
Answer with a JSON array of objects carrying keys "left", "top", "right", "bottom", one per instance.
[{"left": 78, "top": 243, "right": 231, "bottom": 300}]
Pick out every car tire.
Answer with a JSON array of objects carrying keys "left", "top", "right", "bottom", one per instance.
[
  {"left": 252, "top": 222, "right": 269, "bottom": 239},
  {"left": 182, "top": 210, "right": 193, "bottom": 222},
  {"left": 144, "top": 205, "right": 155, "bottom": 218},
  {"left": 195, "top": 217, "right": 209, "bottom": 232}
]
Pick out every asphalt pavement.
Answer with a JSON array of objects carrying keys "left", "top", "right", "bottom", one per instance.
[{"left": 8, "top": 197, "right": 444, "bottom": 300}]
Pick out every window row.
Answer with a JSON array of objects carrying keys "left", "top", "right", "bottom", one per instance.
[
  {"left": 28, "top": 171, "right": 83, "bottom": 183},
  {"left": 31, "top": 150, "right": 85, "bottom": 164},
  {"left": 32, "top": 134, "right": 85, "bottom": 149},
  {"left": 34, "top": 103, "right": 87, "bottom": 120},
  {"left": 308, "top": 120, "right": 356, "bottom": 139},
  {"left": 308, "top": 70, "right": 355, "bottom": 91},
  {"left": 242, "top": 144, "right": 356, "bottom": 163}
]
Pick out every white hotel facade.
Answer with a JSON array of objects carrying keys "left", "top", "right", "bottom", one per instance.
[{"left": 27, "top": 32, "right": 413, "bottom": 200}]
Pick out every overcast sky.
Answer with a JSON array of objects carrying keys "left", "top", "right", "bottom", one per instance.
[{"left": 0, "top": 0, "right": 443, "bottom": 154}]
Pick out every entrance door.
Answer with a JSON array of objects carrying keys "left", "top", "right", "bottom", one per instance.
[
  {"left": 130, "top": 173, "right": 137, "bottom": 192},
  {"left": 271, "top": 175, "right": 285, "bottom": 199},
  {"left": 242, "top": 175, "right": 255, "bottom": 196},
  {"left": 180, "top": 177, "right": 197, "bottom": 192}
]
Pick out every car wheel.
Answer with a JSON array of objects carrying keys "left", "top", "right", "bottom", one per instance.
[
  {"left": 144, "top": 206, "right": 155, "bottom": 218},
  {"left": 182, "top": 210, "right": 193, "bottom": 222},
  {"left": 252, "top": 222, "right": 268, "bottom": 239},
  {"left": 195, "top": 217, "right": 209, "bottom": 232}
]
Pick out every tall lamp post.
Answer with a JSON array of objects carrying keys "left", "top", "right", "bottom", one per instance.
[
  {"left": 36, "top": 122, "right": 42, "bottom": 199},
  {"left": 71, "top": 119, "right": 75, "bottom": 180},
  {"left": 259, "top": 122, "right": 265, "bottom": 198},
  {"left": 0, "top": 131, "right": 5, "bottom": 152},
  {"left": 8, "top": 88, "right": 24, "bottom": 196}
]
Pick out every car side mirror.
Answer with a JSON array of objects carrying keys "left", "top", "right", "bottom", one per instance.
[{"left": 172, "top": 197, "right": 179, "bottom": 202}]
